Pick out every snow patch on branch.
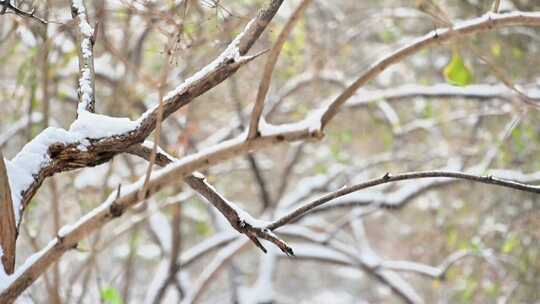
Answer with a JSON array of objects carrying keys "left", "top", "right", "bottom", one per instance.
[
  {"left": 5, "top": 128, "right": 79, "bottom": 224},
  {"left": 72, "top": 0, "right": 94, "bottom": 37},
  {"left": 77, "top": 67, "right": 93, "bottom": 113},
  {"left": 0, "top": 239, "right": 57, "bottom": 292},
  {"left": 5, "top": 112, "right": 141, "bottom": 225},
  {"left": 72, "top": 0, "right": 95, "bottom": 114},
  {"left": 69, "top": 111, "right": 139, "bottom": 139},
  {"left": 258, "top": 105, "right": 327, "bottom": 136}
]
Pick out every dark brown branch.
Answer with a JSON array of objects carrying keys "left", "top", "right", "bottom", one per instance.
[
  {"left": 245, "top": 154, "right": 273, "bottom": 211},
  {"left": 0, "top": 0, "right": 47, "bottom": 24},
  {"left": 267, "top": 170, "right": 540, "bottom": 230},
  {"left": 185, "top": 174, "right": 293, "bottom": 256}
]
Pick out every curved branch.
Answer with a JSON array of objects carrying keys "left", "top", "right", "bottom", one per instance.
[
  {"left": 247, "top": 0, "right": 312, "bottom": 139},
  {"left": 320, "top": 11, "right": 540, "bottom": 127},
  {"left": 267, "top": 170, "right": 540, "bottom": 230}
]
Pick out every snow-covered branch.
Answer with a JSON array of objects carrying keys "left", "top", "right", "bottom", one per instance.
[
  {"left": 71, "top": 0, "right": 96, "bottom": 114},
  {"left": 2, "top": 0, "right": 286, "bottom": 254}
]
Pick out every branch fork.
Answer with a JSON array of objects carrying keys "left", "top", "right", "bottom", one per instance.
[{"left": 185, "top": 174, "right": 294, "bottom": 256}]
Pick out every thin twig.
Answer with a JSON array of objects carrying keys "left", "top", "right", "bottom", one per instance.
[
  {"left": 0, "top": 0, "right": 47, "bottom": 24},
  {"left": 267, "top": 170, "right": 540, "bottom": 230},
  {"left": 247, "top": 0, "right": 312, "bottom": 139}
]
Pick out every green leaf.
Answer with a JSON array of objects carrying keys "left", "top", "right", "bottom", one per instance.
[
  {"left": 101, "top": 287, "right": 124, "bottom": 304},
  {"left": 502, "top": 235, "right": 519, "bottom": 254},
  {"left": 444, "top": 50, "right": 474, "bottom": 86}
]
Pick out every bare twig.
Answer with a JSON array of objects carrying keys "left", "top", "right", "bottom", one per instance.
[
  {"left": 0, "top": 0, "right": 47, "bottom": 24},
  {"left": 247, "top": 0, "right": 312, "bottom": 139},
  {"left": 267, "top": 170, "right": 540, "bottom": 230}
]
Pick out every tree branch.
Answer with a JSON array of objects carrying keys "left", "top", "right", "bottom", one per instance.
[
  {"left": 8, "top": 0, "right": 285, "bottom": 239},
  {"left": 320, "top": 11, "right": 540, "bottom": 128},
  {"left": 267, "top": 170, "right": 540, "bottom": 230},
  {"left": 0, "top": 151, "right": 16, "bottom": 275},
  {"left": 129, "top": 143, "right": 293, "bottom": 255},
  {"left": 71, "top": 0, "right": 96, "bottom": 114},
  {"left": 0, "top": 0, "right": 47, "bottom": 24},
  {"left": 247, "top": 0, "right": 312, "bottom": 139}
]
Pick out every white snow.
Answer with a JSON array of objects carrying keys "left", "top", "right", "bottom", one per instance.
[
  {"left": 77, "top": 67, "right": 94, "bottom": 113},
  {"left": 69, "top": 111, "right": 139, "bottom": 139},
  {"left": 72, "top": 0, "right": 94, "bottom": 37},
  {"left": 5, "top": 127, "right": 80, "bottom": 224},
  {"left": 72, "top": 0, "right": 95, "bottom": 114},
  {"left": 258, "top": 105, "right": 326, "bottom": 136},
  {"left": 81, "top": 39, "right": 92, "bottom": 58}
]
